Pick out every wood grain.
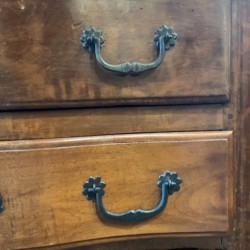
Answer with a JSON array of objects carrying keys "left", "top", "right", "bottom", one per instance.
[
  {"left": 0, "top": 132, "right": 232, "bottom": 249},
  {"left": 236, "top": 0, "right": 250, "bottom": 248},
  {"left": 0, "top": 105, "right": 225, "bottom": 140},
  {"left": 31, "top": 236, "right": 225, "bottom": 250},
  {"left": 0, "top": 0, "right": 230, "bottom": 110}
]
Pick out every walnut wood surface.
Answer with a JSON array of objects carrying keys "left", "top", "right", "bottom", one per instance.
[
  {"left": 0, "top": 0, "right": 230, "bottom": 110},
  {"left": 236, "top": 0, "right": 250, "bottom": 248},
  {"left": 0, "top": 105, "right": 225, "bottom": 140},
  {"left": 35, "top": 236, "right": 225, "bottom": 250},
  {"left": 0, "top": 0, "right": 246, "bottom": 249},
  {"left": 0, "top": 132, "right": 232, "bottom": 249}
]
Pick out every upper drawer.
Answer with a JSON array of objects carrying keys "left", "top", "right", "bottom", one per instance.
[{"left": 0, "top": 0, "right": 231, "bottom": 110}]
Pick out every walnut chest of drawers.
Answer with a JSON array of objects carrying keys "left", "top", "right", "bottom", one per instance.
[{"left": 0, "top": 0, "right": 249, "bottom": 249}]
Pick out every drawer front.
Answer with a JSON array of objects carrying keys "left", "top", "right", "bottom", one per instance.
[
  {"left": 0, "top": 132, "right": 232, "bottom": 249},
  {"left": 0, "top": 0, "right": 231, "bottom": 110}
]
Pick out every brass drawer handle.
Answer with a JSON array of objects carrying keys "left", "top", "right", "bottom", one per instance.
[
  {"left": 83, "top": 171, "right": 181, "bottom": 223},
  {"left": 80, "top": 25, "right": 177, "bottom": 75}
]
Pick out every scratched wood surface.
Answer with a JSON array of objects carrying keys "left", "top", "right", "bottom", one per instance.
[
  {"left": 0, "top": 132, "right": 232, "bottom": 249},
  {"left": 0, "top": 0, "right": 230, "bottom": 110}
]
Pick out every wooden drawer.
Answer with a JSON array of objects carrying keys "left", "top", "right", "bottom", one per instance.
[
  {"left": 0, "top": 0, "right": 231, "bottom": 110},
  {"left": 0, "top": 131, "right": 232, "bottom": 249}
]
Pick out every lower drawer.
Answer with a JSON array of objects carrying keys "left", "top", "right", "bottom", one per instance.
[{"left": 0, "top": 131, "right": 232, "bottom": 249}]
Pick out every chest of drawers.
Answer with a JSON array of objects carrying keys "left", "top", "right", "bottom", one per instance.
[{"left": 0, "top": 0, "right": 249, "bottom": 249}]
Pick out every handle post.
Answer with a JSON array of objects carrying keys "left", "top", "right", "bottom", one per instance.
[{"left": 0, "top": 193, "right": 4, "bottom": 213}]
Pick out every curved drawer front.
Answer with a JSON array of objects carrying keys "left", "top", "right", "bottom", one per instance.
[
  {"left": 0, "top": 0, "right": 231, "bottom": 109},
  {"left": 0, "top": 132, "right": 232, "bottom": 249}
]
